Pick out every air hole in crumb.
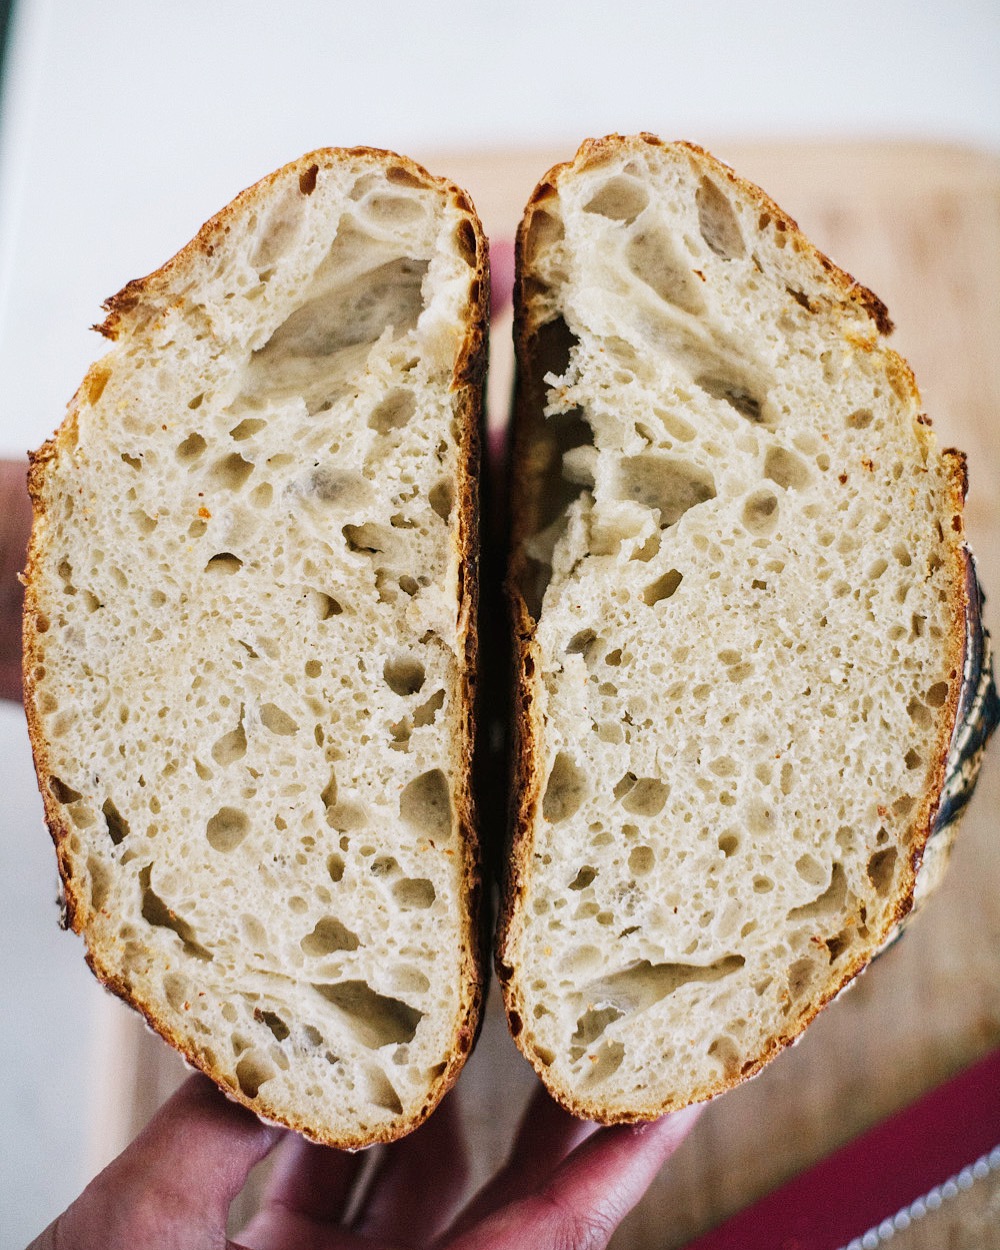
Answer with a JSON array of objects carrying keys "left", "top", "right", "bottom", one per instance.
[
  {"left": 399, "top": 769, "right": 453, "bottom": 842},
  {"left": 368, "top": 390, "right": 417, "bottom": 434},
  {"left": 385, "top": 165, "right": 425, "bottom": 188},
  {"left": 718, "top": 832, "right": 739, "bottom": 857},
  {"left": 696, "top": 177, "right": 746, "bottom": 258},
  {"left": 867, "top": 847, "right": 897, "bottom": 896},
  {"left": 453, "top": 216, "right": 478, "bottom": 264},
  {"left": 542, "top": 752, "right": 587, "bottom": 823},
  {"left": 392, "top": 877, "right": 436, "bottom": 909},
  {"left": 413, "top": 689, "right": 445, "bottom": 727},
  {"left": 626, "top": 224, "right": 704, "bottom": 313},
  {"left": 327, "top": 853, "right": 345, "bottom": 883},
  {"left": 176, "top": 432, "right": 207, "bottom": 462},
  {"left": 786, "top": 958, "right": 817, "bottom": 1002},
  {"left": 617, "top": 455, "right": 716, "bottom": 526},
  {"left": 585, "top": 1040, "right": 626, "bottom": 1085},
  {"left": 230, "top": 418, "right": 267, "bottom": 441},
  {"left": 49, "top": 776, "right": 83, "bottom": 804},
  {"left": 205, "top": 553, "right": 243, "bottom": 574},
  {"left": 236, "top": 1052, "right": 276, "bottom": 1099},
  {"left": 384, "top": 656, "right": 425, "bottom": 696},
  {"left": 206, "top": 806, "right": 250, "bottom": 853},
  {"left": 131, "top": 510, "right": 158, "bottom": 535},
  {"left": 260, "top": 703, "right": 298, "bottom": 735},
  {"left": 301, "top": 917, "right": 360, "bottom": 956},
  {"left": 102, "top": 798, "right": 130, "bottom": 846},
  {"left": 139, "top": 865, "right": 212, "bottom": 960},
  {"left": 212, "top": 713, "right": 247, "bottom": 765},
  {"left": 569, "top": 866, "right": 597, "bottom": 890},
  {"left": 84, "top": 365, "right": 111, "bottom": 405},
  {"left": 311, "top": 981, "right": 422, "bottom": 1048},
  {"left": 628, "top": 845, "right": 655, "bottom": 874},
  {"left": 904, "top": 748, "right": 922, "bottom": 771},
  {"left": 364, "top": 1067, "right": 404, "bottom": 1115},
  {"left": 795, "top": 853, "right": 827, "bottom": 887},
  {"left": 210, "top": 452, "right": 254, "bottom": 490},
  {"left": 643, "top": 569, "right": 683, "bottom": 606},
  {"left": 567, "top": 629, "right": 597, "bottom": 656},
  {"left": 343, "top": 523, "right": 386, "bottom": 554},
  {"left": 614, "top": 773, "right": 637, "bottom": 800},
  {"left": 925, "top": 681, "right": 949, "bottom": 707},
  {"left": 764, "top": 445, "right": 811, "bottom": 491},
  {"left": 742, "top": 490, "right": 779, "bottom": 536},
  {"left": 847, "top": 408, "right": 873, "bottom": 430},
  {"left": 621, "top": 778, "right": 669, "bottom": 817},
  {"left": 696, "top": 374, "right": 765, "bottom": 422},
  {"left": 583, "top": 175, "right": 649, "bottom": 224},
  {"left": 256, "top": 1010, "right": 290, "bottom": 1042},
  {"left": 306, "top": 589, "right": 343, "bottom": 620},
  {"left": 708, "top": 1035, "right": 741, "bottom": 1079},
  {"left": 299, "top": 163, "right": 318, "bottom": 195},
  {"left": 241, "top": 914, "right": 267, "bottom": 945},
  {"left": 429, "top": 480, "right": 453, "bottom": 522}
]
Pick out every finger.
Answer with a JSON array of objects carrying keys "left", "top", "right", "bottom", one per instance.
[
  {"left": 446, "top": 1085, "right": 598, "bottom": 1235},
  {"left": 443, "top": 1105, "right": 702, "bottom": 1250},
  {"left": 0, "top": 458, "right": 31, "bottom": 703},
  {"left": 30, "top": 1074, "right": 283, "bottom": 1250},
  {"left": 350, "top": 1091, "right": 469, "bottom": 1246},
  {"left": 254, "top": 1131, "right": 367, "bottom": 1222}
]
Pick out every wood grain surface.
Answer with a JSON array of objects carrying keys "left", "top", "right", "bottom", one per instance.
[{"left": 86, "top": 140, "right": 1000, "bottom": 1247}]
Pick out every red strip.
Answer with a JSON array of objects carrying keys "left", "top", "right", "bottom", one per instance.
[{"left": 685, "top": 1046, "right": 1000, "bottom": 1250}]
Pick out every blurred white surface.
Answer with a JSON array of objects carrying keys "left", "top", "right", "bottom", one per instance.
[{"left": 0, "top": 1, "right": 997, "bottom": 1244}]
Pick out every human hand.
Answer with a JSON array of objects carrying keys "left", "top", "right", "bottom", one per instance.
[
  {"left": 0, "top": 458, "right": 31, "bottom": 703},
  {"left": 28, "top": 1072, "right": 700, "bottom": 1250}
]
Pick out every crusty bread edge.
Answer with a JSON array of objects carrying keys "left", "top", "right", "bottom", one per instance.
[
  {"left": 22, "top": 147, "right": 489, "bottom": 1148},
  {"left": 496, "top": 134, "right": 975, "bottom": 1123}
]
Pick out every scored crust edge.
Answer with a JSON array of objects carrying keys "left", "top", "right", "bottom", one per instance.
[
  {"left": 22, "top": 146, "right": 490, "bottom": 1148},
  {"left": 496, "top": 133, "right": 998, "bottom": 1123}
]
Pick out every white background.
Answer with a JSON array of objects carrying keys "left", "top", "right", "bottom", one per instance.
[{"left": 1, "top": 1, "right": 998, "bottom": 1244}]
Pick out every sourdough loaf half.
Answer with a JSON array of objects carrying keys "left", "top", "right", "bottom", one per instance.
[
  {"left": 498, "top": 135, "right": 996, "bottom": 1121},
  {"left": 23, "top": 148, "right": 487, "bottom": 1146}
]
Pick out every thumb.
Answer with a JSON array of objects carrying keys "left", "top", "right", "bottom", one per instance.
[{"left": 28, "top": 1074, "right": 283, "bottom": 1250}]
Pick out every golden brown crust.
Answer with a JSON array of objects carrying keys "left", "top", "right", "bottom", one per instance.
[
  {"left": 499, "top": 133, "right": 977, "bottom": 1123},
  {"left": 23, "top": 147, "right": 489, "bottom": 1149}
]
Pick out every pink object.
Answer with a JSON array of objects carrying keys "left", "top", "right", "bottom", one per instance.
[
  {"left": 490, "top": 239, "right": 515, "bottom": 315},
  {"left": 684, "top": 1046, "right": 1000, "bottom": 1249}
]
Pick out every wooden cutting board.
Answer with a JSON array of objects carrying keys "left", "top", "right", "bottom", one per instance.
[{"left": 88, "top": 141, "right": 1000, "bottom": 1246}]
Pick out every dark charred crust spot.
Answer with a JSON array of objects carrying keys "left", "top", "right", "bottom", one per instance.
[
  {"left": 298, "top": 164, "right": 318, "bottom": 196},
  {"left": 943, "top": 447, "right": 970, "bottom": 500},
  {"left": 854, "top": 285, "right": 893, "bottom": 335}
]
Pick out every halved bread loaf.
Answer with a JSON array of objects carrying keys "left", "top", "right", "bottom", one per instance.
[
  {"left": 498, "top": 135, "right": 997, "bottom": 1121},
  {"left": 23, "top": 148, "right": 487, "bottom": 1146}
]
